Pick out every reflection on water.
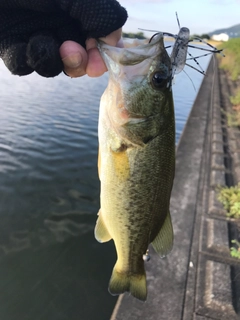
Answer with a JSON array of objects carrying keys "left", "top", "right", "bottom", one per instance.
[
  {"left": 0, "top": 49, "right": 210, "bottom": 320},
  {"left": 0, "top": 64, "right": 118, "bottom": 320}
]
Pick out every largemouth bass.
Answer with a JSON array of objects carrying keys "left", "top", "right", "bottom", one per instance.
[{"left": 95, "top": 33, "right": 175, "bottom": 301}]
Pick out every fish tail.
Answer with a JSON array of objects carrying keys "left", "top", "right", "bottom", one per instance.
[{"left": 108, "top": 266, "right": 147, "bottom": 301}]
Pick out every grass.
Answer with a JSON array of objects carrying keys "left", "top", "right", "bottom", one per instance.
[
  {"left": 217, "top": 38, "right": 240, "bottom": 127},
  {"left": 223, "top": 109, "right": 240, "bottom": 127},
  {"left": 217, "top": 186, "right": 240, "bottom": 259},
  {"left": 217, "top": 184, "right": 240, "bottom": 219},
  {"left": 230, "top": 240, "right": 240, "bottom": 259},
  {"left": 225, "top": 90, "right": 240, "bottom": 126},
  {"left": 217, "top": 39, "right": 240, "bottom": 260},
  {"left": 230, "top": 90, "right": 240, "bottom": 106},
  {"left": 218, "top": 38, "right": 240, "bottom": 81},
  {"left": 222, "top": 88, "right": 240, "bottom": 126}
]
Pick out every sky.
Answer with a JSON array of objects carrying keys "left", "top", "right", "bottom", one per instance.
[{"left": 119, "top": 0, "right": 240, "bottom": 35}]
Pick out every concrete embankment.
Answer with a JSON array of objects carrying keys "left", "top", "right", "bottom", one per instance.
[{"left": 110, "top": 58, "right": 240, "bottom": 320}]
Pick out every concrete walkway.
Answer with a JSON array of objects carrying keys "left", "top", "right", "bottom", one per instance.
[{"left": 110, "top": 58, "right": 240, "bottom": 320}]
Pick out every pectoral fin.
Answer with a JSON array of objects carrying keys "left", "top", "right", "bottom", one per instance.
[
  {"left": 151, "top": 211, "right": 173, "bottom": 258},
  {"left": 94, "top": 210, "right": 112, "bottom": 243}
]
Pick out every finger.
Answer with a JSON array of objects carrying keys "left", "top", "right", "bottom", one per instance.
[
  {"left": 99, "top": 28, "right": 122, "bottom": 46},
  {"left": 0, "top": 42, "right": 34, "bottom": 76},
  {"left": 86, "top": 47, "right": 107, "bottom": 77},
  {"left": 60, "top": 41, "right": 88, "bottom": 77},
  {"left": 26, "top": 34, "right": 63, "bottom": 77},
  {"left": 86, "top": 28, "right": 123, "bottom": 77}
]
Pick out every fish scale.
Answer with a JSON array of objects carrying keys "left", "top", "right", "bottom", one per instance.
[{"left": 95, "top": 33, "right": 175, "bottom": 301}]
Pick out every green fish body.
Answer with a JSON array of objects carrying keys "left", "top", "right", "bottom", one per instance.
[{"left": 95, "top": 33, "right": 175, "bottom": 301}]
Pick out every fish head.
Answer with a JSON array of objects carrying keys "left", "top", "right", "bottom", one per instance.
[{"left": 98, "top": 33, "right": 173, "bottom": 123}]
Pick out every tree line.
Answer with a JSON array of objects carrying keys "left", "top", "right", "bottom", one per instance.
[{"left": 122, "top": 32, "right": 210, "bottom": 40}]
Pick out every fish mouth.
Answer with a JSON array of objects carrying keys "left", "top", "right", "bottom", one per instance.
[
  {"left": 97, "top": 32, "right": 165, "bottom": 68},
  {"left": 97, "top": 32, "right": 172, "bottom": 85}
]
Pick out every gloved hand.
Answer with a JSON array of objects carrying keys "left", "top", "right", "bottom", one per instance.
[{"left": 0, "top": 0, "right": 127, "bottom": 77}]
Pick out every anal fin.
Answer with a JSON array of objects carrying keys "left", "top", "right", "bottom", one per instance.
[
  {"left": 94, "top": 210, "right": 112, "bottom": 243},
  {"left": 151, "top": 211, "right": 174, "bottom": 258}
]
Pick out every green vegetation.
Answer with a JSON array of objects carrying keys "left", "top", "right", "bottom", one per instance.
[
  {"left": 190, "top": 34, "right": 210, "bottom": 40},
  {"left": 221, "top": 88, "right": 240, "bottom": 127},
  {"left": 218, "top": 39, "right": 240, "bottom": 126},
  {"left": 230, "top": 240, "right": 240, "bottom": 259},
  {"left": 122, "top": 32, "right": 146, "bottom": 39},
  {"left": 217, "top": 184, "right": 240, "bottom": 218},
  {"left": 223, "top": 110, "right": 240, "bottom": 127},
  {"left": 218, "top": 187, "right": 240, "bottom": 260},
  {"left": 230, "top": 90, "right": 240, "bottom": 106},
  {"left": 218, "top": 38, "right": 240, "bottom": 81},
  {"left": 222, "top": 82, "right": 240, "bottom": 127},
  {"left": 217, "top": 38, "right": 240, "bottom": 261},
  {"left": 224, "top": 111, "right": 240, "bottom": 127}
]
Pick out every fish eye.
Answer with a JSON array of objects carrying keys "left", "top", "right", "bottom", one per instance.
[{"left": 150, "top": 71, "right": 168, "bottom": 90}]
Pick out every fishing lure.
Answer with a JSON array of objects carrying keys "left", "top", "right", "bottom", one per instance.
[{"left": 140, "top": 12, "right": 224, "bottom": 83}]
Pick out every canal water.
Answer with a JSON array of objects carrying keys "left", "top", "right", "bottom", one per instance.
[{"left": 0, "top": 46, "right": 210, "bottom": 320}]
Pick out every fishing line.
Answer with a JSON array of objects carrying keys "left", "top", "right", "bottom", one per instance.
[{"left": 182, "top": 69, "right": 196, "bottom": 91}]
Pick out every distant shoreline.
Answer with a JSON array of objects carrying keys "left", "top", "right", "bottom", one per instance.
[{"left": 122, "top": 36, "right": 222, "bottom": 47}]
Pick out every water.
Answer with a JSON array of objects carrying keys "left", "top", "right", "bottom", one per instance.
[{"left": 0, "top": 48, "right": 210, "bottom": 320}]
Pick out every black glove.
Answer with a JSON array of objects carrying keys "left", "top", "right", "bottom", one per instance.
[{"left": 0, "top": 0, "right": 127, "bottom": 77}]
